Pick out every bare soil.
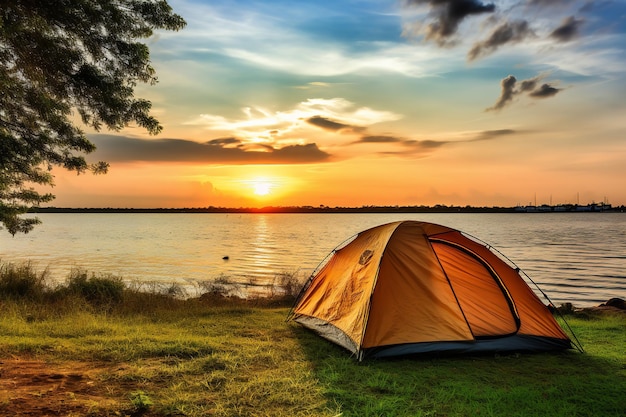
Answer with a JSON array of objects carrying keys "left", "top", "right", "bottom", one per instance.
[{"left": 0, "top": 358, "right": 139, "bottom": 417}]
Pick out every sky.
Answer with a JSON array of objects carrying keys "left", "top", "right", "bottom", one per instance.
[{"left": 52, "top": 0, "right": 626, "bottom": 208}]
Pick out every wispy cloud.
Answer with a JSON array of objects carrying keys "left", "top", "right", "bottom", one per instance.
[
  {"left": 186, "top": 98, "right": 402, "bottom": 147},
  {"left": 348, "top": 133, "right": 448, "bottom": 157},
  {"left": 359, "top": 135, "right": 406, "bottom": 144},
  {"left": 302, "top": 116, "right": 523, "bottom": 156},
  {"left": 358, "top": 129, "right": 520, "bottom": 156},
  {"left": 158, "top": 1, "right": 451, "bottom": 78},
  {"left": 468, "top": 19, "right": 535, "bottom": 61},
  {"left": 525, "top": 0, "right": 571, "bottom": 8},
  {"left": 470, "top": 129, "right": 519, "bottom": 141}
]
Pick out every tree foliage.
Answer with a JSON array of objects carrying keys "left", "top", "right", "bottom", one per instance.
[{"left": 0, "top": 0, "right": 185, "bottom": 235}]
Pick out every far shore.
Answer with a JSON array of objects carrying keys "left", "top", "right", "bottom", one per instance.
[{"left": 30, "top": 203, "right": 625, "bottom": 214}]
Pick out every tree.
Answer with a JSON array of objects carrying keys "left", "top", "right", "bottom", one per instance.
[{"left": 0, "top": 0, "right": 185, "bottom": 235}]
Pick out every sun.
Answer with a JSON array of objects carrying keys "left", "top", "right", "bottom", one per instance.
[
  {"left": 253, "top": 181, "right": 272, "bottom": 196},
  {"left": 244, "top": 177, "right": 276, "bottom": 197},
  {"left": 239, "top": 175, "right": 293, "bottom": 201}
]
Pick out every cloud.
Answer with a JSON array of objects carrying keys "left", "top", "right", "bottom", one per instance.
[
  {"left": 351, "top": 131, "right": 517, "bottom": 155},
  {"left": 294, "top": 81, "right": 333, "bottom": 90},
  {"left": 343, "top": 126, "right": 520, "bottom": 158},
  {"left": 377, "top": 141, "right": 448, "bottom": 156},
  {"left": 468, "top": 20, "right": 535, "bottom": 61},
  {"left": 488, "top": 75, "right": 518, "bottom": 111},
  {"left": 89, "top": 135, "right": 331, "bottom": 165},
  {"left": 368, "top": 130, "right": 519, "bottom": 156},
  {"left": 526, "top": 0, "right": 570, "bottom": 8},
  {"left": 187, "top": 98, "right": 402, "bottom": 148},
  {"left": 359, "top": 135, "right": 405, "bottom": 143},
  {"left": 519, "top": 78, "right": 539, "bottom": 92},
  {"left": 348, "top": 132, "right": 448, "bottom": 156},
  {"left": 471, "top": 129, "right": 518, "bottom": 141},
  {"left": 487, "top": 74, "right": 562, "bottom": 111},
  {"left": 529, "top": 83, "right": 561, "bottom": 98},
  {"left": 156, "top": 1, "right": 457, "bottom": 79},
  {"left": 400, "top": 0, "right": 618, "bottom": 68},
  {"left": 271, "top": 143, "right": 330, "bottom": 161},
  {"left": 403, "top": 139, "right": 448, "bottom": 150},
  {"left": 306, "top": 116, "right": 364, "bottom": 133},
  {"left": 550, "top": 16, "right": 584, "bottom": 42},
  {"left": 206, "top": 137, "right": 241, "bottom": 146},
  {"left": 403, "top": 0, "right": 496, "bottom": 46}
]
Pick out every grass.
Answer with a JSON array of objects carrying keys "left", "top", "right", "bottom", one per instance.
[{"left": 0, "top": 260, "right": 624, "bottom": 416}]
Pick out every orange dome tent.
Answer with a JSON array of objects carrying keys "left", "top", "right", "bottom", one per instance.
[{"left": 288, "top": 221, "right": 574, "bottom": 360}]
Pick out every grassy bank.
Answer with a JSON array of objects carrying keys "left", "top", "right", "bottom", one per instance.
[{"left": 0, "top": 261, "right": 624, "bottom": 416}]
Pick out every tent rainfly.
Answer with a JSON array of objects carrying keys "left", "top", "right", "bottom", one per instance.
[{"left": 288, "top": 221, "right": 573, "bottom": 360}]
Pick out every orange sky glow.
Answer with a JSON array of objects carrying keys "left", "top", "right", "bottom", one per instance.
[{"left": 46, "top": 0, "right": 626, "bottom": 208}]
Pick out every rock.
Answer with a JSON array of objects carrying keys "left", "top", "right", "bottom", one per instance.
[{"left": 601, "top": 298, "right": 626, "bottom": 310}]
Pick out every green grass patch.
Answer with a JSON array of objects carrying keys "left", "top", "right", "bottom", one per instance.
[{"left": 0, "top": 260, "right": 624, "bottom": 416}]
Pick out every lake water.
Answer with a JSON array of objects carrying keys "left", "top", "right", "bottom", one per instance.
[{"left": 1, "top": 212, "right": 625, "bottom": 307}]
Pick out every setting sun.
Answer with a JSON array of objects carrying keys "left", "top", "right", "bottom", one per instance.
[
  {"left": 243, "top": 176, "right": 279, "bottom": 198},
  {"left": 253, "top": 181, "right": 272, "bottom": 196}
]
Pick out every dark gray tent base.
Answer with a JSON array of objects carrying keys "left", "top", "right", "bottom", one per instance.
[
  {"left": 364, "top": 336, "right": 573, "bottom": 359},
  {"left": 294, "top": 315, "right": 572, "bottom": 360}
]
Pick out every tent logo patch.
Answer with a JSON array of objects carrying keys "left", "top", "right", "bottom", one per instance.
[{"left": 359, "top": 249, "right": 374, "bottom": 265}]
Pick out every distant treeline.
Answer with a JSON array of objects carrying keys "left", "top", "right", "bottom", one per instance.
[{"left": 30, "top": 204, "right": 625, "bottom": 214}]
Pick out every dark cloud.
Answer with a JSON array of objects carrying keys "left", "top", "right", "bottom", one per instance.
[
  {"left": 344, "top": 125, "right": 520, "bottom": 158},
  {"left": 402, "top": 0, "right": 592, "bottom": 61},
  {"left": 206, "top": 137, "right": 242, "bottom": 146},
  {"left": 519, "top": 78, "right": 539, "bottom": 92},
  {"left": 404, "top": 139, "right": 447, "bottom": 149},
  {"left": 306, "top": 116, "right": 363, "bottom": 133},
  {"left": 487, "top": 74, "right": 562, "bottom": 111},
  {"left": 89, "top": 134, "right": 331, "bottom": 164},
  {"left": 378, "top": 142, "right": 446, "bottom": 156},
  {"left": 526, "top": 0, "right": 570, "bottom": 7},
  {"left": 354, "top": 134, "right": 449, "bottom": 157},
  {"left": 471, "top": 129, "right": 518, "bottom": 141},
  {"left": 377, "top": 130, "right": 519, "bottom": 154},
  {"left": 308, "top": 117, "right": 449, "bottom": 156},
  {"left": 468, "top": 20, "right": 535, "bottom": 61},
  {"left": 359, "top": 135, "right": 404, "bottom": 143},
  {"left": 404, "top": 0, "right": 496, "bottom": 45},
  {"left": 489, "top": 75, "right": 518, "bottom": 111},
  {"left": 271, "top": 143, "right": 330, "bottom": 161},
  {"left": 550, "top": 16, "right": 584, "bottom": 42},
  {"left": 529, "top": 83, "right": 561, "bottom": 97}
]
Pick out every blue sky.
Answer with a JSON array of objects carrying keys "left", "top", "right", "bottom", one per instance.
[{"left": 59, "top": 0, "right": 626, "bottom": 208}]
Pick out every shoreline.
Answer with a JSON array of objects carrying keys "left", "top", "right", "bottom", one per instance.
[{"left": 30, "top": 204, "right": 625, "bottom": 214}]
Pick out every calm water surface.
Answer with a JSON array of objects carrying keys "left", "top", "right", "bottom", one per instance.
[{"left": 1, "top": 213, "right": 624, "bottom": 307}]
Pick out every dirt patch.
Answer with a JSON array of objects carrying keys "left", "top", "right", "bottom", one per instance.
[{"left": 0, "top": 359, "right": 125, "bottom": 416}]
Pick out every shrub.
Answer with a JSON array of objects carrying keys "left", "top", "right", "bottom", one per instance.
[
  {"left": 274, "top": 270, "right": 303, "bottom": 300},
  {"left": 265, "top": 270, "right": 303, "bottom": 303},
  {"left": 64, "top": 269, "right": 125, "bottom": 306},
  {"left": 199, "top": 274, "right": 239, "bottom": 298},
  {"left": 0, "top": 261, "right": 50, "bottom": 300}
]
